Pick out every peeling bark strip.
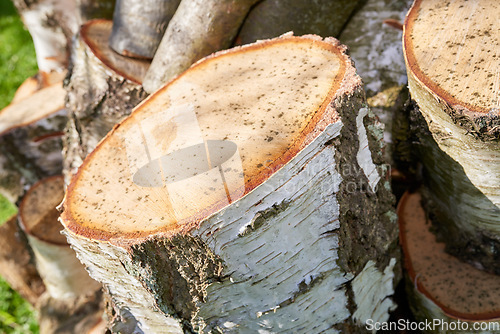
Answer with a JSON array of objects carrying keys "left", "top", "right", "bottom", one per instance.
[
  {"left": 61, "top": 35, "right": 398, "bottom": 333},
  {"left": 399, "top": 192, "right": 500, "bottom": 329},
  {"left": 0, "top": 83, "right": 66, "bottom": 203},
  {"left": 142, "top": 0, "right": 260, "bottom": 93},
  {"left": 403, "top": 0, "right": 500, "bottom": 273},
  {"left": 64, "top": 20, "right": 149, "bottom": 182},
  {"left": 110, "top": 0, "right": 181, "bottom": 59}
]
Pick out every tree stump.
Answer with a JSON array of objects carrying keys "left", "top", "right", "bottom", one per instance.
[
  {"left": 403, "top": 0, "right": 500, "bottom": 273},
  {"left": 64, "top": 19, "right": 150, "bottom": 181},
  {"left": 60, "top": 34, "right": 398, "bottom": 333},
  {"left": 399, "top": 191, "right": 500, "bottom": 332},
  {"left": 18, "top": 176, "right": 103, "bottom": 334}
]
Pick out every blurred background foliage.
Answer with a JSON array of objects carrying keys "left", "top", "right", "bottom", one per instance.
[{"left": 0, "top": 0, "right": 39, "bottom": 332}]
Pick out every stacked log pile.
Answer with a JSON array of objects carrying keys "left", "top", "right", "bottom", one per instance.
[{"left": 0, "top": 0, "right": 498, "bottom": 333}]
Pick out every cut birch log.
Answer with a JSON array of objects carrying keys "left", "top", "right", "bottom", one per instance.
[
  {"left": 64, "top": 19, "right": 149, "bottom": 182},
  {"left": 109, "top": 0, "right": 181, "bottom": 59},
  {"left": 403, "top": 0, "right": 500, "bottom": 273},
  {"left": 12, "top": 71, "right": 67, "bottom": 104},
  {"left": 236, "top": 0, "right": 362, "bottom": 45},
  {"left": 19, "top": 175, "right": 101, "bottom": 299},
  {"left": 18, "top": 175, "right": 103, "bottom": 334},
  {"left": 0, "top": 214, "right": 45, "bottom": 306},
  {"left": 399, "top": 191, "right": 500, "bottom": 332},
  {"left": 142, "top": 0, "right": 260, "bottom": 93},
  {"left": 12, "top": 0, "right": 79, "bottom": 73},
  {"left": 0, "top": 83, "right": 67, "bottom": 203},
  {"left": 60, "top": 34, "right": 398, "bottom": 333}
]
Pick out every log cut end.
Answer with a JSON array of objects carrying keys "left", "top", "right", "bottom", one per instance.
[
  {"left": 399, "top": 191, "right": 500, "bottom": 321},
  {"left": 81, "top": 19, "right": 151, "bottom": 84},
  {"left": 0, "top": 83, "right": 65, "bottom": 136},
  {"left": 403, "top": 0, "right": 499, "bottom": 138},
  {"left": 19, "top": 175, "right": 66, "bottom": 245},
  {"left": 61, "top": 34, "right": 357, "bottom": 241}
]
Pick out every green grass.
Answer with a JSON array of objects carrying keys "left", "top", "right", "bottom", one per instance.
[
  {"left": 0, "top": 0, "right": 38, "bottom": 109},
  {"left": 0, "top": 283, "right": 38, "bottom": 334},
  {"left": 0, "top": 197, "right": 16, "bottom": 225},
  {"left": 0, "top": 0, "right": 40, "bottom": 332}
]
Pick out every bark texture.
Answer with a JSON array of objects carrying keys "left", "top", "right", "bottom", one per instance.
[
  {"left": 236, "top": 0, "right": 363, "bottom": 45},
  {"left": 339, "top": 0, "right": 414, "bottom": 164},
  {"left": 77, "top": 0, "right": 116, "bottom": 21},
  {"left": 0, "top": 84, "right": 67, "bottom": 203},
  {"left": 109, "top": 0, "right": 181, "bottom": 59},
  {"left": 64, "top": 22, "right": 148, "bottom": 182},
  {"left": 12, "top": 0, "right": 79, "bottom": 72}
]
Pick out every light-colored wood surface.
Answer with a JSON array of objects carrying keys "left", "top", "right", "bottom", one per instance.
[
  {"left": 399, "top": 191, "right": 500, "bottom": 321},
  {"left": 404, "top": 0, "right": 499, "bottom": 114},
  {"left": 19, "top": 176, "right": 66, "bottom": 245},
  {"left": 63, "top": 35, "right": 348, "bottom": 240}
]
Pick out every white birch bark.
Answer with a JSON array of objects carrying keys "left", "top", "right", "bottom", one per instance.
[{"left": 61, "top": 35, "right": 399, "bottom": 333}]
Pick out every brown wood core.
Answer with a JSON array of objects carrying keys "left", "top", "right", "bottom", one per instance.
[
  {"left": 404, "top": 0, "right": 500, "bottom": 114},
  {"left": 81, "top": 19, "right": 151, "bottom": 84},
  {"left": 62, "top": 35, "right": 348, "bottom": 241},
  {"left": 19, "top": 176, "right": 67, "bottom": 245},
  {"left": 399, "top": 191, "right": 500, "bottom": 321},
  {"left": 0, "top": 83, "right": 65, "bottom": 136}
]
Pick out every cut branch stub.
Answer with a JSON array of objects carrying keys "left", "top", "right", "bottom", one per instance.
[
  {"left": 61, "top": 35, "right": 398, "bottom": 333},
  {"left": 109, "top": 0, "right": 181, "bottom": 59},
  {"left": 0, "top": 83, "right": 67, "bottom": 203},
  {"left": 403, "top": 0, "right": 500, "bottom": 273},
  {"left": 399, "top": 191, "right": 500, "bottom": 326}
]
